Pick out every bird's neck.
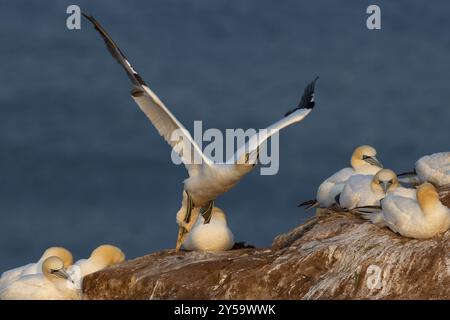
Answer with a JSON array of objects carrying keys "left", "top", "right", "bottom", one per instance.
[
  {"left": 89, "top": 255, "right": 111, "bottom": 268},
  {"left": 417, "top": 191, "right": 441, "bottom": 215}
]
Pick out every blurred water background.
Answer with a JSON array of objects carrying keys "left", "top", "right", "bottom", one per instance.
[{"left": 0, "top": 0, "right": 449, "bottom": 270}]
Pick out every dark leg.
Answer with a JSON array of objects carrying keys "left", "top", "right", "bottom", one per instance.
[
  {"left": 184, "top": 190, "right": 194, "bottom": 223},
  {"left": 200, "top": 200, "right": 215, "bottom": 224}
]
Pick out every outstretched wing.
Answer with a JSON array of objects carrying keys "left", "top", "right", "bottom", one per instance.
[
  {"left": 82, "top": 13, "right": 212, "bottom": 176},
  {"left": 232, "top": 77, "right": 318, "bottom": 164}
]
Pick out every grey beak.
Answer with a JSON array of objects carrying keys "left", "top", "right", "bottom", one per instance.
[
  {"left": 52, "top": 269, "right": 74, "bottom": 283},
  {"left": 365, "top": 156, "right": 383, "bottom": 168},
  {"left": 381, "top": 181, "right": 391, "bottom": 193}
]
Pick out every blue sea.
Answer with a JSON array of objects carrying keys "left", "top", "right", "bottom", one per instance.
[{"left": 0, "top": 0, "right": 449, "bottom": 271}]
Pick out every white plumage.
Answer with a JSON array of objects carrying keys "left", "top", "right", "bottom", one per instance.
[
  {"left": 83, "top": 14, "right": 318, "bottom": 250},
  {"left": 0, "top": 257, "right": 79, "bottom": 300},
  {"left": 362, "top": 183, "right": 450, "bottom": 239},
  {"left": 415, "top": 152, "right": 450, "bottom": 186},
  {"left": 338, "top": 169, "right": 399, "bottom": 210},
  {"left": 181, "top": 207, "right": 234, "bottom": 251},
  {"left": 0, "top": 275, "right": 79, "bottom": 300},
  {"left": 313, "top": 145, "right": 383, "bottom": 207},
  {"left": 0, "top": 247, "right": 73, "bottom": 290},
  {"left": 67, "top": 245, "right": 125, "bottom": 289}
]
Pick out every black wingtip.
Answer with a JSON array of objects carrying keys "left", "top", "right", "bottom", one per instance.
[
  {"left": 334, "top": 193, "right": 341, "bottom": 206},
  {"left": 298, "top": 76, "right": 319, "bottom": 109},
  {"left": 397, "top": 170, "right": 417, "bottom": 177},
  {"left": 284, "top": 76, "right": 319, "bottom": 117},
  {"left": 81, "top": 12, "right": 94, "bottom": 23},
  {"left": 81, "top": 12, "right": 147, "bottom": 87},
  {"left": 298, "top": 199, "right": 318, "bottom": 209}
]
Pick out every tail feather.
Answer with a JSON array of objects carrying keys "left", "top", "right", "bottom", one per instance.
[
  {"left": 397, "top": 170, "right": 417, "bottom": 177},
  {"left": 397, "top": 169, "right": 420, "bottom": 187},
  {"left": 351, "top": 205, "right": 385, "bottom": 226},
  {"left": 298, "top": 199, "right": 319, "bottom": 210}
]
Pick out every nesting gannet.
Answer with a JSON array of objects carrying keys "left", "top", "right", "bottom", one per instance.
[
  {"left": 68, "top": 245, "right": 125, "bottom": 279},
  {"left": 0, "top": 247, "right": 73, "bottom": 290},
  {"left": 181, "top": 207, "right": 234, "bottom": 251},
  {"left": 398, "top": 152, "right": 450, "bottom": 187},
  {"left": 338, "top": 169, "right": 399, "bottom": 210},
  {"left": 82, "top": 14, "right": 318, "bottom": 250},
  {"left": 299, "top": 145, "right": 383, "bottom": 209},
  {"left": 358, "top": 183, "right": 450, "bottom": 239},
  {"left": 0, "top": 257, "right": 79, "bottom": 300}
]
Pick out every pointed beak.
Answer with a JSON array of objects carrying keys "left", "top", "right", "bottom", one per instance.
[
  {"left": 53, "top": 269, "right": 74, "bottom": 283},
  {"left": 175, "top": 226, "right": 188, "bottom": 252},
  {"left": 365, "top": 156, "right": 383, "bottom": 168},
  {"left": 381, "top": 181, "right": 391, "bottom": 194}
]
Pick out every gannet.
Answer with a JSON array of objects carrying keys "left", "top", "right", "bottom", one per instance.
[
  {"left": 338, "top": 169, "right": 399, "bottom": 210},
  {"left": 358, "top": 183, "right": 450, "bottom": 239},
  {"left": 82, "top": 14, "right": 318, "bottom": 250},
  {"left": 0, "top": 257, "right": 79, "bottom": 300},
  {"left": 181, "top": 207, "right": 234, "bottom": 251},
  {"left": 299, "top": 145, "right": 383, "bottom": 209},
  {"left": 0, "top": 247, "right": 73, "bottom": 290},
  {"left": 68, "top": 245, "right": 125, "bottom": 279},
  {"left": 398, "top": 152, "right": 450, "bottom": 187}
]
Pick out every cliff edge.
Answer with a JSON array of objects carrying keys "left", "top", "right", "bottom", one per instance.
[{"left": 83, "top": 202, "right": 450, "bottom": 299}]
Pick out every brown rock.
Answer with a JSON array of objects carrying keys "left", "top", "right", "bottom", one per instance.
[
  {"left": 83, "top": 210, "right": 450, "bottom": 300},
  {"left": 440, "top": 185, "right": 450, "bottom": 208}
]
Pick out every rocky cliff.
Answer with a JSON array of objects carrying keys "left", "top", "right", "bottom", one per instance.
[{"left": 83, "top": 194, "right": 450, "bottom": 300}]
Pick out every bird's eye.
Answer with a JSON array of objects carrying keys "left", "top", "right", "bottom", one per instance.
[{"left": 362, "top": 155, "right": 369, "bottom": 160}]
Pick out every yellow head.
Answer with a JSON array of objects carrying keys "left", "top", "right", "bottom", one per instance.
[
  {"left": 371, "top": 169, "right": 399, "bottom": 194},
  {"left": 90, "top": 245, "right": 125, "bottom": 266},
  {"left": 210, "top": 207, "right": 228, "bottom": 224},
  {"left": 41, "top": 247, "right": 73, "bottom": 268},
  {"left": 417, "top": 183, "right": 440, "bottom": 213},
  {"left": 351, "top": 145, "right": 383, "bottom": 169},
  {"left": 42, "top": 256, "right": 72, "bottom": 283}
]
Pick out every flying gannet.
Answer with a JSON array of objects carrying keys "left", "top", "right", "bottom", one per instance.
[
  {"left": 356, "top": 183, "right": 450, "bottom": 239},
  {"left": 0, "top": 247, "right": 73, "bottom": 290},
  {"left": 298, "top": 145, "right": 383, "bottom": 209},
  {"left": 82, "top": 13, "right": 318, "bottom": 250},
  {"left": 337, "top": 169, "right": 399, "bottom": 210},
  {"left": 398, "top": 152, "right": 450, "bottom": 187},
  {"left": 0, "top": 256, "right": 79, "bottom": 300},
  {"left": 181, "top": 206, "right": 234, "bottom": 251}
]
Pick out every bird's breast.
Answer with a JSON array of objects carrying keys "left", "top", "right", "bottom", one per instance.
[{"left": 184, "top": 171, "right": 242, "bottom": 206}]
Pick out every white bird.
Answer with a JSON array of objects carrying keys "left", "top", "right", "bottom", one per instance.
[
  {"left": 0, "top": 256, "right": 79, "bottom": 300},
  {"left": 0, "top": 247, "right": 73, "bottom": 290},
  {"left": 398, "top": 152, "right": 450, "bottom": 187},
  {"left": 338, "top": 169, "right": 399, "bottom": 210},
  {"left": 358, "top": 183, "right": 450, "bottom": 239},
  {"left": 180, "top": 207, "right": 234, "bottom": 251},
  {"left": 299, "top": 145, "right": 383, "bottom": 209},
  {"left": 83, "top": 14, "right": 318, "bottom": 250},
  {"left": 68, "top": 245, "right": 125, "bottom": 282}
]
